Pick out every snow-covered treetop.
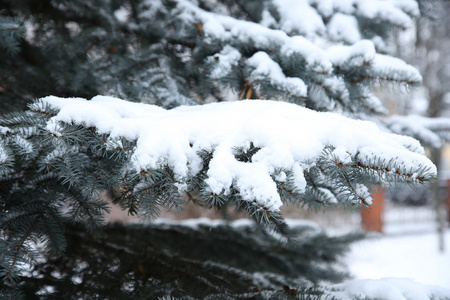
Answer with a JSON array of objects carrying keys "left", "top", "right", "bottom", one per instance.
[
  {"left": 133, "top": 0, "right": 423, "bottom": 113},
  {"left": 161, "top": 0, "right": 420, "bottom": 45},
  {"left": 0, "top": 0, "right": 432, "bottom": 228},
  {"left": 0, "top": 0, "right": 443, "bottom": 293},
  {"left": 3, "top": 0, "right": 422, "bottom": 114},
  {"left": 35, "top": 96, "right": 435, "bottom": 214}
]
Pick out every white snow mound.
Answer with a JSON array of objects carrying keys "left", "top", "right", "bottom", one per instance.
[{"left": 41, "top": 96, "right": 436, "bottom": 211}]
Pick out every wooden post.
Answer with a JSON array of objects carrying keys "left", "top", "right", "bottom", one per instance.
[{"left": 361, "top": 186, "right": 385, "bottom": 233}]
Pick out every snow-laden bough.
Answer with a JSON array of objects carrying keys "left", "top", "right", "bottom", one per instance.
[{"left": 36, "top": 96, "right": 436, "bottom": 216}]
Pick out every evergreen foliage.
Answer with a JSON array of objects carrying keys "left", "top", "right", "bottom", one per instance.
[
  {"left": 0, "top": 0, "right": 444, "bottom": 298},
  {"left": 0, "top": 0, "right": 423, "bottom": 112},
  {"left": 1, "top": 222, "right": 362, "bottom": 299}
]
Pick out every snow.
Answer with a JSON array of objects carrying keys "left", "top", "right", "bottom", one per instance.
[
  {"left": 371, "top": 54, "right": 423, "bottom": 83},
  {"left": 14, "top": 135, "right": 33, "bottom": 154},
  {"left": 0, "top": 144, "right": 8, "bottom": 163},
  {"left": 326, "top": 40, "right": 422, "bottom": 84},
  {"left": 272, "top": 0, "right": 326, "bottom": 37},
  {"left": 330, "top": 278, "right": 450, "bottom": 300},
  {"left": 346, "top": 230, "right": 450, "bottom": 289},
  {"left": 281, "top": 36, "right": 332, "bottom": 74},
  {"left": 354, "top": 183, "right": 372, "bottom": 205},
  {"left": 385, "top": 114, "right": 450, "bottom": 148},
  {"left": 147, "top": 216, "right": 450, "bottom": 298},
  {"left": 327, "top": 13, "right": 361, "bottom": 44},
  {"left": 331, "top": 146, "right": 352, "bottom": 164},
  {"left": 313, "top": 0, "right": 419, "bottom": 29},
  {"left": 138, "top": 0, "right": 167, "bottom": 21},
  {"left": 0, "top": 125, "right": 9, "bottom": 134},
  {"left": 246, "top": 51, "right": 307, "bottom": 98},
  {"left": 267, "top": 0, "right": 419, "bottom": 36},
  {"left": 153, "top": 216, "right": 320, "bottom": 231},
  {"left": 176, "top": 0, "right": 333, "bottom": 74},
  {"left": 208, "top": 45, "right": 241, "bottom": 79},
  {"left": 171, "top": 0, "right": 422, "bottom": 90},
  {"left": 326, "top": 40, "right": 376, "bottom": 70},
  {"left": 356, "top": 0, "right": 415, "bottom": 29},
  {"left": 259, "top": 10, "right": 277, "bottom": 28},
  {"left": 318, "top": 187, "right": 338, "bottom": 203},
  {"left": 39, "top": 96, "right": 436, "bottom": 213}
]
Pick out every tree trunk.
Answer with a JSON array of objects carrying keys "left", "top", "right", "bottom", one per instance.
[{"left": 430, "top": 148, "right": 446, "bottom": 252}]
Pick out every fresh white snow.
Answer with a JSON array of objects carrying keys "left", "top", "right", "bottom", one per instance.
[
  {"left": 327, "top": 13, "right": 361, "bottom": 44},
  {"left": 385, "top": 114, "right": 450, "bottom": 148},
  {"left": 39, "top": 96, "right": 436, "bottom": 213},
  {"left": 207, "top": 45, "right": 241, "bottom": 79},
  {"left": 346, "top": 230, "right": 450, "bottom": 289},
  {"left": 246, "top": 51, "right": 308, "bottom": 98},
  {"left": 272, "top": 0, "right": 326, "bottom": 37},
  {"left": 330, "top": 277, "right": 450, "bottom": 300}
]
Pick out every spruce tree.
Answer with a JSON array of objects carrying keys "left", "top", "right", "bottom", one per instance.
[{"left": 0, "top": 1, "right": 445, "bottom": 299}]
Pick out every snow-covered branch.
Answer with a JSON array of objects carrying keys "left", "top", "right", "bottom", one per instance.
[
  {"left": 384, "top": 114, "right": 450, "bottom": 148},
  {"left": 33, "top": 96, "right": 436, "bottom": 214}
]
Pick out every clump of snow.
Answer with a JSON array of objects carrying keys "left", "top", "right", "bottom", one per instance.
[
  {"left": 0, "top": 144, "right": 8, "bottom": 163},
  {"left": 246, "top": 51, "right": 307, "bottom": 98},
  {"left": 269, "top": 0, "right": 418, "bottom": 39},
  {"left": 332, "top": 146, "right": 352, "bottom": 164},
  {"left": 208, "top": 45, "right": 241, "bottom": 79},
  {"left": 0, "top": 126, "right": 9, "bottom": 135},
  {"left": 371, "top": 54, "right": 423, "bottom": 83},
  {"left": 311, "top": 0, "right": 419, "bottom": 29},
  {"left": 272, "top": 0, "right": 326, "bottom": 38},
  {"left": 327, "top": 13, "right": 361, "bottom": 44},
  {"left": 281, "top": 36, "right": 332, "bottom": 74},
  {"left": 318, "top": 187, "right": 338, "bottom": 204},
  {"left": 356, "top": 0, "right": 415, "bottom": 29},
  {"left": 326, "top": 40, "right": 376, "bottom": 71},
  {"left": 41, "top": 96, "right": 436, "bottom": 212},
  {"left": 259, "top": 9, "right": 277, "bottom": 28},
  {"left": 391, "top": 0, "right": 421, "bottom": 17},
  {"left": 354, "top": 183, "right": 372, "bottom": 205},
  {"left": 138, "top": 0, "right": 167, "bottom": 22}
]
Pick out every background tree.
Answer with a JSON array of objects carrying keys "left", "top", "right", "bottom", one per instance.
[
  {"left": 0, "top": 1, "right": 446, "bottom": 299},
  {"left": 382, "top": 0, "right": 450, "bottom": 251}
]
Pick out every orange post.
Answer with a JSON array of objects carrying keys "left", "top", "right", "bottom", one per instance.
[{"left": 361, "top": 186, "right": 385, "bottom": 233}]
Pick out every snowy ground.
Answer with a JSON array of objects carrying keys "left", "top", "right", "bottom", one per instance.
[
  {"left": 345, "top": 225, "right": 450, "bottom": 289},
  {"left": 155, "top": 213, "right": 450, "bottom": 289},
  {"left": 148, "top": 213, "right": 450, "bottom": 299}
]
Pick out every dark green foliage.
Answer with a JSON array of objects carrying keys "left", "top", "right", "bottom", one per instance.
[
  {"left": 1, "top": 222, "right": 362, "bottom": 299},
  {"left": 0, "top": 0, "right": 421, "bottom": 113},
  {"left": 0, "top": 98, "right": 435, "bottom": 290},
  {"left": 0, "top": 16, "right": 24, "bottom": 55},
  {"left": 0, "top": 0, "right": 436, "bottom": 298}
]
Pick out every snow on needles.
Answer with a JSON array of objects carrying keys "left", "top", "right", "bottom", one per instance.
[
  {"left": 246, "top": 52, "right": 308, "bottom": 98},
  {"left": 385, "top": 114, "right": 450, "bottom": 148},
  {"left": 42, "top": 96, "right": 436, "bottom": 212},
  {"left": 174, "top": 0, "right": 421, "bottom": 87}
]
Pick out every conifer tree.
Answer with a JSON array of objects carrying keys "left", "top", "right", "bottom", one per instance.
[
  {"left": 383, "top": 1, "right": 450, "bottom": 251},
  {"left": 0, "top": 1, "right": 446, "bottom": 299}
]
